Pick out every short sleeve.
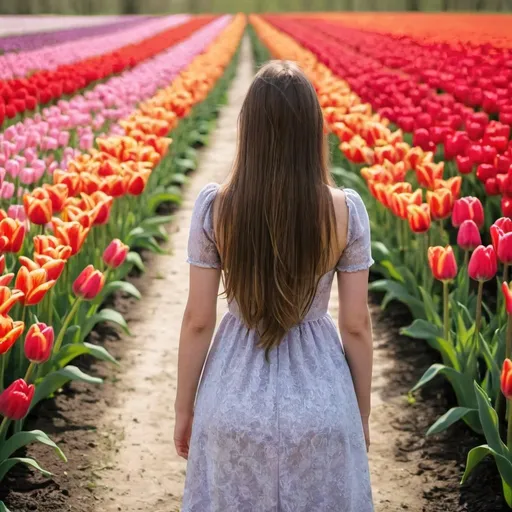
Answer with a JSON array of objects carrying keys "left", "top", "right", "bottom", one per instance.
[
  {"left": 336, "top": 189, "right": 374, "bottom": 273},
  {"left": 187, "top": 183, "right": 221, "bottom": 269}
]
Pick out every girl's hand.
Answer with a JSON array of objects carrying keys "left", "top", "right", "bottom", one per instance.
[
  {"left": 361, "top": 416, "right": 370, "bottom": 452},
  {"left": 174, "top": 410, "right": 194, "bottom": 459}
]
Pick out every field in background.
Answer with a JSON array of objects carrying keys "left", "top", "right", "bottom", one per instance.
[{"left": 0, "top": 0, "right": 510, "bottom": 15}]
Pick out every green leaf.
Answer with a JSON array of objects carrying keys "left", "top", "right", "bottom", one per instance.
[
  {"left": 53, "top": 342, "right": 119, "bottom": 369},
  {"left": 148, "top": 192, "right": 182, "bottom": 214},
  {"left": 373, "top": 280, "right": 426, "bottom": 319},
  {"left": 30, "top": 366, "right": 102, "bottom": 411},
  {"left": 126, "top": 252, "right": 145, "bottom": 272},
  {"left": 474, "top": 382, "right": 506, "bottom": 455},
  {"left": 418, "top": 286, "right": 441, "bottom": 325},
  {"left": 172, "top": 173, "right": 188, "bottom": 185},
  {"left": 132, "top": 236, "right": 166, "bottom": 254},
  {"left": 95, "top": 281, "right": 141, "bottom": 303},
  {"left": 461, "top": 444, "right": 493, "bottom": 483},
  {"left": 82, "top": 308, "right": 130, "bottom": 340},
  {"left": 0, "top": 430, "right": 67, "bottom": 462},
  {"left": 370, "top": 241, "right": 391, "bottom": 262},
  {"left": 427, "top": 407, "right": 475, "bottom": 436},
  {"left": 400, "top": 319, "right": 442, "bottom": 340},
  {"left": 380, "top": 260, "right": 404, "bottom": 283},
  {"left": 0, "top": 500, "right": 11, "bottom": 512},
  {"left": 140, "top": 215, "right": 173, "bottom": 229},
  {"left": 176, "top": 158, "right": 196, "bottom": 173},
  {"left": 0, "top": 457, "right": 52, "bottom": 481}
]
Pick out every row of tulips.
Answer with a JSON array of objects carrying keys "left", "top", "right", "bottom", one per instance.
[
  {"left": 0, "top": 15, "right": 245, "bottom": 511},
  {"left": 251, "top": 15, "right": 512, "bottom": 507},
  {"left": 0, "top": 16, "right": 230, "bottom": 206},
  {"left": 0, "top": 16, "right": 149, "bottom": 54},
  {"left": 265, "top": 16, "right": 512, "bottom": 221},
  {"left": 0, "top": 15, "right": 217, "bottom": 127}
]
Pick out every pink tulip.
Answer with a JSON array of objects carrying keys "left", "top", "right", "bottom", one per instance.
[
  {"left": 47, "top": 162, "right": 58, "bottom": 175},
  {"left": 1, "top": 182, "right": 14, "bottom": 199},
  {"left": 19, "top": 168, "right": 35, "bottom": 186},
  {"left": 58, "top": 131, "right": 70, "bottom": 146},
  {"left": 8, "top": 205, "right": 26, "bottom": 223},
  {"left": 23, "top": 148, "right": 36, "bottom": 163},
  {"left": 5, "top": 160, "right": 19, "bottom": 179}
]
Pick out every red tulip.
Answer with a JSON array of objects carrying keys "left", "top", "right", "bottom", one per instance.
[
  {"left": 428, "top": 246, "right": 458, "bottom": 281},
  {"left": 502, "top": 282, "right": 512, "bottom": 316},
  {"left": 501, "top": 359, "right": 512, "bottom": 399},
  {"left": 452, "top": 197, "right": 484, "bottom": 228},
  {"left": 497, "top": 155, "right": 512, "bottom": 174},
  {"left": 413, "top": 128, "right": 435, "bottom": 152},
  {"left": 103, "top": 239, "right": 129, "bottom": 269},
  {"left": 15, "top": 266, "right": 56, "bottom": 306},
  {"left": 485, "top": 178, "right": 500, "bottom": 196},
  {"left": 0, "top": 378, "right": 34, "bottom": 420},
  {"left": 23, "top": 194, "right": 52, "bottom": 226},
  {"left": 476, "top": 164, "right": 498, "bottom": 183},
  {"left": 468, "top": 245, "right": 497, "bottom": 282},
  {"left": 467, "top": 144, "right": 485, "bottom": 166},
  {"left": 502, "top": 197, "right": 512, "bottom": 217},
  {"left": 73, "top": 265, "right": 105, "bottom": 300},
  {"left": 457, "top": 220, "right": 481, "bottom": 252},
  {"left": 456, "top": 155, "right": 473, "bottom": 175},
  {"left": 24, "top": 322, "right": 54, "bottom": 363}
]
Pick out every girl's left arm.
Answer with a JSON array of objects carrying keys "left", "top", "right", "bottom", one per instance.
[{"left": 174, "top": 265, "right": 221, "bottom": 458}]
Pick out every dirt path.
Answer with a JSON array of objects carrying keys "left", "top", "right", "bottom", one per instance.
[{"left": 92, "top": 36, "right": 427, "bottom": 512}]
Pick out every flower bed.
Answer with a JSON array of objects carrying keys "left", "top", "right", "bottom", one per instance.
[
  {"left": 0, "top": 14, "right": 245, "bottom": 512},
  {"left": 252, "top": 13, "right": 512, "bottom": 507}
]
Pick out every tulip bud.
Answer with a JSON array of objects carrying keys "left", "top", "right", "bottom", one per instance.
[
  {"left": 73, "top": 265, "right": 105, "bottom": 300},
  {"left": 501, "top": 359, "right": 512, "bottom": 400},
  {"left": 452, "top": 197, "right": 484, "bottom": 228},
  {"left": 428, "top": 246, "right": 458, "bottom": 282},
  {"left": 457, "top": 220, "right": 481, "bottom": 252},
  {"left": 0, "top": 378, "right": 34, "bottom": 420},
  {"left": 468, "top": 245, "right": 497, "bottom": 282},
  {"left": 103, "top": 239, "right": 129, "bottom": 269},
  {"left": 502, "top": 283, "right": 512, "bottom": 316},
  {"left": 24, "top": 322, "right": 54, "bottom": 363},
  {"left": 456, "top": 155, "right": 473, "bottom": 175}
]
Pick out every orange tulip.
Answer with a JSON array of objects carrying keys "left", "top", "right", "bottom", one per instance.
[
  {"left": 434, "top": 177, "right": 462, "bottom": 200},
  {"left": 406, "top": 146, "right": 433, "bottom": 170},
  {"left": 42, "top": 183, "right": 68, "bottom": 213},
  {"left": 53, "top": 170, "right": 80, "bottom": 196},
  {"left": 90, "top": 192, "right": 113, "bottom": 225},
  {"left": 428, "top": 246, "right": 458, "bottom": 281},
  {"left": 99, "top": 175, "right": 128, "bottom": 198},
  {"left": 407, "top": 204, "right": 431, "bottom": 233},
  {"left": 340, "top": 141, "right": 374, "bottom": 164},
  {"left": 15, "top": 266, "right": 56, "bottom": 306},
  {"left": 61, "top": 205, "right": 94, "bottom": 228},
  {"left": 33, "top": 235, "right": 73, "bottom": 260},
  {"left": 427, "top": 189, "right": 453, "bottom": 220},
  {"left": 502, "top": 282, "right": 512, "bottom": 316},
  {"left": 390, "top": 189, "right": 422, "bottom": 219},
  {"left": 20, "top": 256, "right": 66, "bottom": 282},
  {"left": 0, "top": 314, "right": 25, "bottom": 355},
  {"left": 0, "top": 218, "right": 25, "bottom": 253},
  {"left": 73, "top": 265, "right": 105, "bottom": 300},
  {"left": 23, "top": 193, "right": 53, "bottom": 225},
  {"left": 416, "top": 161, "right": 445, "bottom": 189},
  {"left": 52, "top": 220, "right": 90, "bottom": 256},
  {"left": 0, "top": 287, "right": 24, "bottom": 315}
]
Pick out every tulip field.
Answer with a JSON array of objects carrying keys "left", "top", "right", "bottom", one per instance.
[{"left": 0, "top": 10, "right": 512, "bottom": 512}]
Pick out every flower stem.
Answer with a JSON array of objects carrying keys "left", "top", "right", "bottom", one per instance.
[
  {"left": 508, "top": 400, "right": 512, "bottom": 451},
  {"left": 0, "top": 353, "right": 5, "bottom": 392},
  {"left": 23, "top": 362, "right": 35, "bottom": 384},
  {"left": 474, "top": 280, "right": 484, "bottom": 355},
  {"left": 0, "top": 416, "right": 10, "bottom": 442},
  {"left": 443, "top": 280, "right": 450, "bottom": 342},
  {"left": 52, "top": 297, "right": 82, "bottom": 355}
]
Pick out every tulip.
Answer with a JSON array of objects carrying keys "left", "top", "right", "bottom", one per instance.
[
  {"left": 406, "top": 204, "right": 430, "bottom": 234},
  {"left": 457, "top": 220, "right": 481, "bottom": 252},
  {"left": 416, "top": 161, "right": 444, "bottom": 189},
  {"left": 390, "top": 190, "right": 422, "bottom": 219},
  {"left": 33, "top": 235, "right": 72, "bottom": 260},
  {"left": 0, "top": 310, "right": 24, "bottom": 357},
  {"left": 0, "top": 287, "right": 24, "bottom": 316},
  {"left": 73, "top": 265, "right": 105, "bottom": 300},
  {"left": 0, "top": 218, "right": 25, "bottom": 253},
  {"left": 502, "top": 359, "right": 512, "bottom": 400},
  {"left": 428, "top": 246, "right": 457, "bottom": 282},
  {"left": 503, "top": 198, "right": 512, "bottom": 218},
  {"left": 24, "top": 323, "right": 54, "bottom": 364},
  {"left": 452, "top": 197, "right": 484, "bottom": 228},
  {"left": 23, "top": 194, "right": 52, "bottom": 226},
  {"left": 15, "top": 266, "right": 56, "bottom": 306},
  {"left": 52, "top": 220, "right": 90, "bottom": 256},
  {"left": 7, "top": 204, "right": 26, "bottom": 223},
  {"left": 476, "top": 163, "right": 498, "bottom": 183},
  {"left": 502, "top": 282, "right": 512, "bottom": 316},
  {"left": 20, "top": 256, "right": 66, "bottom": 282},
  {"left": 413, "top": 128, "right": 435, "bottom": 152},
  {"left": 485, "top": 178, "right": 500, "bottom": 196},
  {"left": 0, "top": 378, "right": 34, "bottom": 420},
  {"left": 103, "top": 239, "right": 129, "bottom": 269},
  {"left": 469, "top": 245, "right": 497, "bottom": 282},
  {"left": 42, "top": 184, "right": 68, "bottom": 213},
  {"left": 426, "top": 189, "right": 453, "bottom": 221}
]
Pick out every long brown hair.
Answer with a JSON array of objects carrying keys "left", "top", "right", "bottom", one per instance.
[{"left": 216, "top": 60, "right": 337, "bottom": 356}]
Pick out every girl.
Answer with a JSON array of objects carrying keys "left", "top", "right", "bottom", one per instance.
[{"left": 175, "top": 60, "right": 374, "bottom": 511}]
